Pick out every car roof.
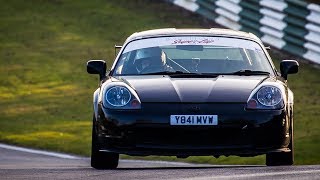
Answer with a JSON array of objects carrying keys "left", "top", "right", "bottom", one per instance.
[{"left": 125, "top": 28, "right": 261, "bottom": 43}]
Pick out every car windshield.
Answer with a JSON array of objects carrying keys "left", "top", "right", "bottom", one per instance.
[{"left": 113, "top": 36, "right": 274, "bottom": 75}]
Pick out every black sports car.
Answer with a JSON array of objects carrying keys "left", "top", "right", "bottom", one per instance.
[{"left": 87, "top": 28, "right": 299, "bottom": 169}]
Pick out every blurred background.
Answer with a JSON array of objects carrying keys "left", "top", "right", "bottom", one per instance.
[{"left": 0, "top": 0, "right": 319, "bottom": 165}]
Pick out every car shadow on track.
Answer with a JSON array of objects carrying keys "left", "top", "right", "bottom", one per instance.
[{"left": 109, "top": 165, "right": 264, "bottom": 171}]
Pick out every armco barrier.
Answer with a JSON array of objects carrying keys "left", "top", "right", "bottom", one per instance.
[{"left": 166, "top": 0, "right": 320, "bottom": 64}]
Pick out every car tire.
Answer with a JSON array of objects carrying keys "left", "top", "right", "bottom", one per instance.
[
  {"left": 91, "top": 114, "right": 119, "bottom": 169},
  {"left": 266, "top": 118, "right": 294, "bottom": 166}
]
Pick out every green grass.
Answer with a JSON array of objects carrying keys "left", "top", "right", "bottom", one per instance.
[
  {"left": 286, "top": 62, "right": 320, "bottom": 164},
  {"left": 0, "top": 0, "right": 319, "bottom": 165}
]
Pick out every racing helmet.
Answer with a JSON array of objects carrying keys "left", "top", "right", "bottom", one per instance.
[{"left": 134, "top": 47, "right": 166, "bottom": 72}]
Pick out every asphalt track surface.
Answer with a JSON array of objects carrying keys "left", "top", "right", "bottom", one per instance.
[{"left": 0, "top": 144, "right": 319, "bottom": 180}]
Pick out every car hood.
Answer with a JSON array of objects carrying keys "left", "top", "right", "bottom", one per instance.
[{"left": 114, "top": 75, "right": 271, "bottom": 103}]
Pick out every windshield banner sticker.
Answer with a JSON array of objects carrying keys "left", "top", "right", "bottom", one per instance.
[
  {"left": 123, "top": 36, "right": 261, "bottom": 53},
  {"left": 171, "top": 38, "right": 215, "bottom": 45}
]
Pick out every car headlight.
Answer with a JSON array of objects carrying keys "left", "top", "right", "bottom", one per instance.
[
  {"left": 257, "top": 86, "right": 282, "bottom": 106},
  {"left": 247, "top": 85, "right": 284, "bottom": 110},
  {"left": 104, "top": 85, "right": 141, "bottom": 109},
  {"left": 106, "top": 86, "right": 131, "bottom": 106}
]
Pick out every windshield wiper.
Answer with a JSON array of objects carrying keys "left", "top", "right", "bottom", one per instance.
[
  {"left": 142, "top": 70, "right": 269, "bottom": 76},
  {"left": 142, "top": 71, "right": 197, "bottom": 75},
  {"left": 228, "top": 70, "right": 270, "bottom": 76},
  {"left": 142, "top": 71, "right": 219, "bottom": 77}
]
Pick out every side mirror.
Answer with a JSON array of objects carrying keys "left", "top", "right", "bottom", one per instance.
[
  {"left": 87, "top": 60, "right": 106, "bottom": 80},
  {"left": 280, "top": 60, "right": 299, "bottom": 80}
]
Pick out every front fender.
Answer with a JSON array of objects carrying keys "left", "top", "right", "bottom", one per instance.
[
  {"left": 93, "top": 88, "right": 100, "bottom": 119},
  {"left": 288, "top": 89, "right": 294, "bottom": 105}
]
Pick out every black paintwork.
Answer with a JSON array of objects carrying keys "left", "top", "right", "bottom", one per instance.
[
  {"left": 96, "top": 102, "right": 289, "bottom": 156},
  {"left": 111, "top": 75, "right": 269, "bottom": 103}
]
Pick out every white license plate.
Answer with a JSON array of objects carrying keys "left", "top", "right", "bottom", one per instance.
[{"left": 170, "top": 115, "right": 218, "bottom": 125}]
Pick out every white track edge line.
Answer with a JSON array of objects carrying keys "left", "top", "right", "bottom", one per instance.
[{"left": 0, "top": 143, "right": 81, "bottom": 159}]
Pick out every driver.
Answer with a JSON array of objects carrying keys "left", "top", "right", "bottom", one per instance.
[{"left": 134, "top": 47, "right": 173, "bottom": 73}]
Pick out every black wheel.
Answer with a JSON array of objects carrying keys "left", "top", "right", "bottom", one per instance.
[
  {"left": 266, "top": 118, "right": 294, "bottom": 166},
  {"left": 91, "top": 114, "right": 119, "bottom": 169}
]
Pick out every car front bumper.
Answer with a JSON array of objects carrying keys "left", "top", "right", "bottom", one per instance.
[{"left": 95, "top": 103, "right": 291, "bottom": 157}]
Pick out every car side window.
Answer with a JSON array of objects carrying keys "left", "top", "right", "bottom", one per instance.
[{"left": 115, "top": 51, "right": 138, "bottom": 74}]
